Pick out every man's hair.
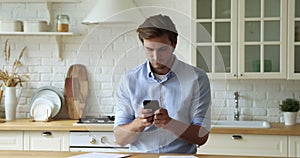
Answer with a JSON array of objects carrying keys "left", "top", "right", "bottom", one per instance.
[{"left": 136, "top": 14, "right": 178, "bottom": 45}]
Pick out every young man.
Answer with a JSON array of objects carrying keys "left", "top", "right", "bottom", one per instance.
[{"left": 114, "top": 14, "right": 211, "bottom": 154}]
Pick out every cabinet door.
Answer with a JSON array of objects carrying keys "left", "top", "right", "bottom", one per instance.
[
  {"left": 192, "top": 0, "right": 238, "bottom": 79},
  {"left": 289, "top": 136, "right": 300, "bottom": 157},
  {"left": 0, "top": 131, "right": 23, "bottom": 150},
  {"left": 193, "top": 0, "right": 287, "bottom": 79},
  {"left": 288, "top": 0, "right": 300, "bottom": 79},
  {"left": 24, "top": 131, "right": 69, "bottom": 151},
  {"left": 198, "top": 134, "right": 288, "bottom": 157},
  {"left": 238, "top": 0, "right": 287, "bottom": 79}
]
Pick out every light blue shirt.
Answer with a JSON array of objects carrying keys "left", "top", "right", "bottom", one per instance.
[{"left": 114, "top": 55, "right": 211, "bottom": 154}]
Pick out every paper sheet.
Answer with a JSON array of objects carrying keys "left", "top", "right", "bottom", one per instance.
[{"left": 68, "top": 152, "right": 131, "bottom": 158}]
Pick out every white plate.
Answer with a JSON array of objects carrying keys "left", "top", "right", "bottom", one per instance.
[
  {"left": 30, "top": 89, "right": 61, "bottom": 117},
  {"left": 30, "top": 98, "right": 53, "bottom": 121}
]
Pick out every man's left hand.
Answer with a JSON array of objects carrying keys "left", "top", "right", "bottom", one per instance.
[{"left": 153, "top": 108, "right": 172, "bottom": 128}]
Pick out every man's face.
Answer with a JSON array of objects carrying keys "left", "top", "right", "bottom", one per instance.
[{"left": 143, "top": 34, "right": 176, "bottom": 74}]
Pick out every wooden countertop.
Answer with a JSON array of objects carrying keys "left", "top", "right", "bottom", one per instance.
[
  {"left": 0, "top": 119, "right": 300, "bottom": 135},
  {"left": 0, "top": 150, "right": 274, "bottom": 158},
  {"left": 0, "top": 119, "right": 113, "bottom": 131},
  {"left": 211, "top": 123, "right": 300, "bottom": 135}
]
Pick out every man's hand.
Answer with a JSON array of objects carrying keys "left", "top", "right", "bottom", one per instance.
[
  {"left": 154, "top": 108, "right": 172, "bottom": 128},
  {"left": 135, "top": 108, "right": 154, "bottom": 128}
]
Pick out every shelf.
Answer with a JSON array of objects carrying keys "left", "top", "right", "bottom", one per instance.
[
  {"left": 0, "top": 32, "right": 74, "bottom": 35},
  {"left": 1, "top": 32, "right": 76, "bottom": 60},
  {"left": 0, "top": 0, "right": 81, "bottom": 60}
]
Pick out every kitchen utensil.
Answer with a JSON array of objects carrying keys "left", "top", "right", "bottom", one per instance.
[
  {"left": 30, "top": 98, "right": 53, "bottom": 121},
  {"left": 30, "top": 86, "right": 63, "bottom": 118},
  {"left": 64, "top": 64, "right": 88, "bottom": 119},
  {"left": 0, "top": 20, "right": 22, "bottom": 32},
  {"left": 23, "top": 20, "right": 48, "bottom": 32},
  {"left": 30, "top": 90, "right": 61, "bottom": 118}
]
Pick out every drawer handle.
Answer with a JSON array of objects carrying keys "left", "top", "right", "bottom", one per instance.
[
  {"left": 232, "top": 135, "right": 243, "bottom": 140},
  {"left": 41, "top": 131, "right": 52, "bottom": 136}
]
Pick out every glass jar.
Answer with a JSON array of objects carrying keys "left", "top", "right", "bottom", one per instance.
[{"left": 56, "top": 14, "right": 69, "bottom": 32}]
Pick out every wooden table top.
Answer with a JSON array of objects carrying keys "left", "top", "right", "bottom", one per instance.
[
  {"left": 0, "top": 119, "right": 299, "bottom": 135},
  {"left": 0, "top": 150, "right": 274, "bottom": 158}
]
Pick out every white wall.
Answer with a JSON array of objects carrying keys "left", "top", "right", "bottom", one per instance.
[{"left": 0, "top": 0, "right": 299, "bottom": 123}]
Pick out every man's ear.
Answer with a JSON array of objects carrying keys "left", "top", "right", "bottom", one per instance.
[{"left": 172, "top": 40, "right": 177, "bottom": 49}]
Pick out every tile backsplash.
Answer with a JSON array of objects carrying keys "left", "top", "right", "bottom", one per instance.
[{"left": 0, "top": 0, "right": 299, "bottom": 123}]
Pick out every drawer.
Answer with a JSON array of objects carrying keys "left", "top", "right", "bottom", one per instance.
[
  {"left": 0, "top": 131, "right": 23, "bottom": 150},
  {"left": 198, "top": 133, "right": 288, "bottom": 157},
  {"left": 24, "top": 131, "right": 69, "bottom": 151}
]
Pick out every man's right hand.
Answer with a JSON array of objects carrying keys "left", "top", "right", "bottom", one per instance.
[
  {"left": 135, "top": 108, "right": 154, "bottom": 128},
  {"left": 114, "top": 108, "right": 154, "bottom": 146}
]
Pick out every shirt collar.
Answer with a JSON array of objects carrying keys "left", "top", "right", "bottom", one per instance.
[{"left": 146, "top": 55, "right": 178, "bottom": 82}]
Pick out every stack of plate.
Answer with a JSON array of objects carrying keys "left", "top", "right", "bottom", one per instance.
[{"left": 30, "top": 86, "right": 63, "bottom": 121}]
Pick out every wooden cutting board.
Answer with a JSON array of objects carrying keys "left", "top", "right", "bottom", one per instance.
[{"left": 64, "top": 64, "right": 88, "bottom": 119}]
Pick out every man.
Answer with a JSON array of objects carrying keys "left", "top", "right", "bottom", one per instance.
[{"left": 114, "top": 14, "right": 211, "bottom": 154}]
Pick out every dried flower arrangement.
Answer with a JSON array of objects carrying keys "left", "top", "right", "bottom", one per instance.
[{"left": 0, "top": 39, "right": 30, "bottom": 87}]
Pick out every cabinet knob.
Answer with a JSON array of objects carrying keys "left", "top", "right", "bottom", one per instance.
[
  {"left": 41, "top": 131, "right": 52, "bottom": 136},
  {"left": 232, "top": 135, "right": 243, "bottom": 140},
  {"left": 89, "top": 137, "right": 97, "bottom": 144},
  {"left": 101, "top": 136, "right": 108, "bottom": 144},
  {"left": 240, "top": 74, "right": 244, "bottom": 77},
  {"left": 233, "top": 74, "right": 237, "bottom": 77}
]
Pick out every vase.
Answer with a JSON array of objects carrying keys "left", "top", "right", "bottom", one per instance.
[
  {"left": 283, "top": 112, "right": 297, "bottom": 125},
  {"left": 4, "top": 87, "right": 18, "bottom": 121}
]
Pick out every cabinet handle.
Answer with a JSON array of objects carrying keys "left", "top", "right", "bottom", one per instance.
[
  {"left": 89, "top": 137, "right": 97, "bottom": 144},
  {"left": 233, "top": 74, "right": 237, "bottom": 77},
  {"left": 240, "top": 74, "right": 244, "bottom": 77},
  {"left": 232, "top": 135, "right": 243, "bottom": 140},
  {"left": 41, "top": 131, "right": 52, "bottom": 136}
]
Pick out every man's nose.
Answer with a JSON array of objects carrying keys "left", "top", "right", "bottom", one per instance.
[{"left": 152, "top": 51, "right": 158, "bottom": 61}]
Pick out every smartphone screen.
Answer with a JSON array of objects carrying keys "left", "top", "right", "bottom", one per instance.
[{"left": 143, "top": 100, "right": 159, "bottom": 114}]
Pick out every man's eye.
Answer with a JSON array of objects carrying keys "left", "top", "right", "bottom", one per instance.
[
  {"left": 158, "top": 47, "right": 168, "bottom": 52},
  {"left": 145, "top": 48, "right": 154, "bottom": 52}
]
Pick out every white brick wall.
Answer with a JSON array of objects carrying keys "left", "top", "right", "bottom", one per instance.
[{"left": 0, "top": 0, "right": 299, "bottom": 123}]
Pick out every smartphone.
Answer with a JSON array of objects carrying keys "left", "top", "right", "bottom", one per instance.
[{"left": 143, "top": 100, "right": 159, "bottom": 115}]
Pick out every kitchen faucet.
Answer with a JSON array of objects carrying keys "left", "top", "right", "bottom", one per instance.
[{"left": 234, "top": 91, "right": 239, "bottom": 121}]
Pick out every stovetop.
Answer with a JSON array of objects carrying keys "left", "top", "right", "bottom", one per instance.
[{"left": 74, "top": 116, "right": 115, "bottom": 125}]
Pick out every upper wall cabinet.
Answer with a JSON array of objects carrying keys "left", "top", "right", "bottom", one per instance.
[
  {"left": 192, "top": 0, "right": 287, "bottom": 79},
  {"left": 192, "top": 0, "right": 238, "bottom": 79},
  {"left": 288, "top": 0, "right": 300, "bottom": 79}
]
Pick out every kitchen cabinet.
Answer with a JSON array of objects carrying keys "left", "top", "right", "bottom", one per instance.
[
  {"left": 287, "top": 0, "right": 300, "bottom": 79},
  {"left": 0, "top": 131, "right": 23, "bottom": 150},
  {"left": 24, "top": 131, "right": 69, "bottom": 151},
  {"left": 192, "top": 0, "right": 287, "bottom": 79},
  {"left": 197, "top": 133, "right": 288, "bottom": 157},
  {"left": 289, "top": 136, "right": 300, "bottom": 157},
  {"left": 0, "top": 130, "right": 69, "bottom": 151}
]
